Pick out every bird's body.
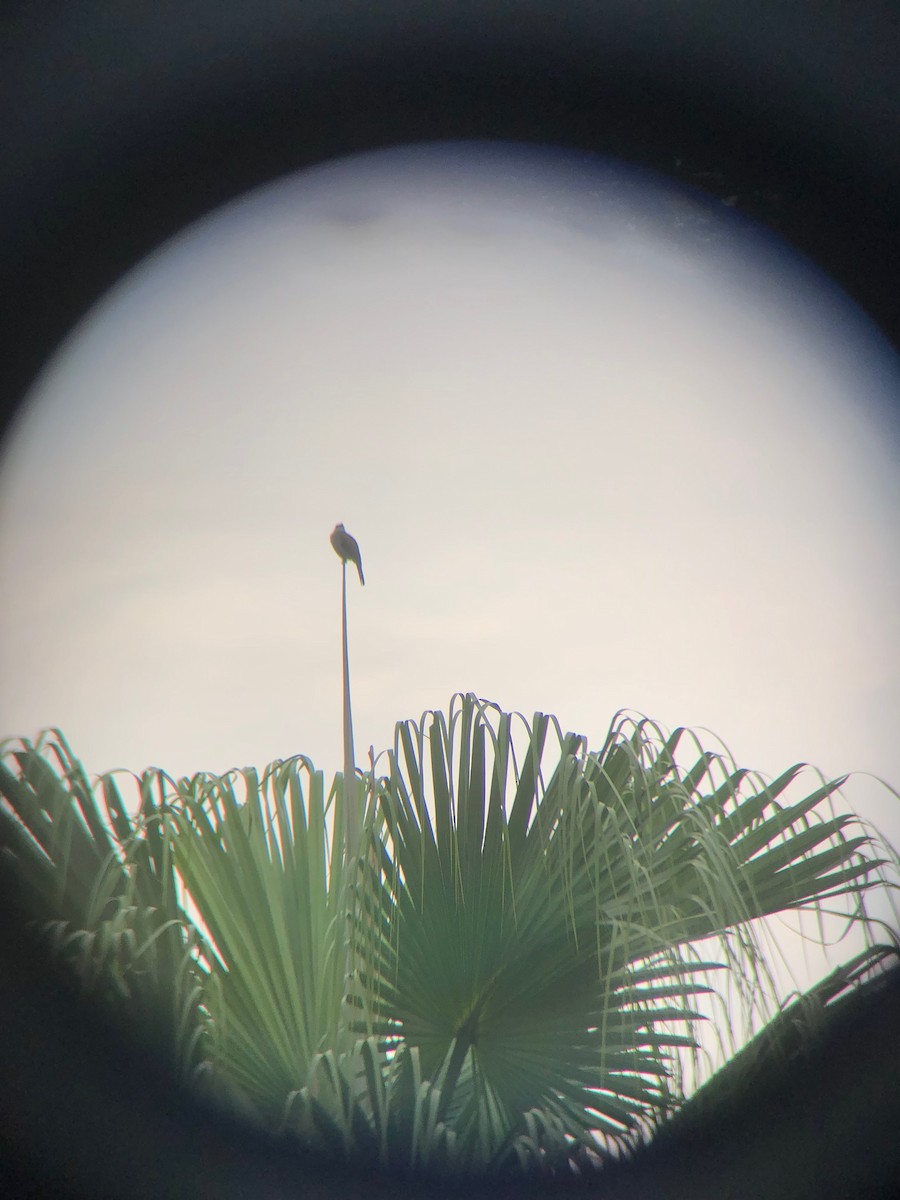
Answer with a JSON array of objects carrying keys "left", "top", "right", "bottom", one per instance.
[{"left": 330, "top": 523, "right": 365, "bottom": 585}]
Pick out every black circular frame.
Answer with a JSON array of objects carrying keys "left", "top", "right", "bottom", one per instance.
[{"left": 1, "top": 4, "right": 899, "bottom": 1198}]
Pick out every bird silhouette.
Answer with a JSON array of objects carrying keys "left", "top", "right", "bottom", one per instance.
[{"left": 330, "top": 523, "right": 365, "bottom": 585}]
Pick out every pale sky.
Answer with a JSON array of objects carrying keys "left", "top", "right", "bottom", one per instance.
[{"left": 2, "top": 142, "right": 898, "bottom": 987}]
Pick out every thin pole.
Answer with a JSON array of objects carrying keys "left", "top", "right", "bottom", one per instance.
[{"left": 341, "top": 560, "right": 360, "bottom": 860}]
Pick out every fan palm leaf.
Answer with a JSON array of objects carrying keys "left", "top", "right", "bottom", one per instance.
[
  {"left": 0, "top": 731, "right": 203, "bottom": 1077},
  {"left": 348, "top": 694, "right": 889, "bottom": 1169},
  {"left": 165, "top": 757, "right": 352, "bottom": 1118}
]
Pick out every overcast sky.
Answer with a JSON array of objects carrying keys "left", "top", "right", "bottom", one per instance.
[{"left": 1, "top": 142, "right": 898, "bottom": 993}]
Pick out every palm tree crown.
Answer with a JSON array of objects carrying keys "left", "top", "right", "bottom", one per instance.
[{"left": 0, "top": 695, "right": 895, "bottom": 1176}]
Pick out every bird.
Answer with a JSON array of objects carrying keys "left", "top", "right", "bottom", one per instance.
[{"left": 330, "top": 523, "right": 365, "bottom": 585}]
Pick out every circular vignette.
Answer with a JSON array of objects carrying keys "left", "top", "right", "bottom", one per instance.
[{"left": 1, "top": 4, "right": 899, "bottom": 1200}]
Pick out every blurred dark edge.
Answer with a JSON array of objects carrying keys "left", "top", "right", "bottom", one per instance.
[{"left": 1, "top": 2, "right": 899, "bottom": 1197}]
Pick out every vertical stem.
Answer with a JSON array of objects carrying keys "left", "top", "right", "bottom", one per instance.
[
  {"left": 339, "top": 557, "right": 367, "bottom": 1047},
  {"left": 341, "top": 560, "right": 360, "bottom": 860}
]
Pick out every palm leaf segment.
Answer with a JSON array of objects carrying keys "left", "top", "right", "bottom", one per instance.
[
  {"left": 346, "top": 695, "right": 883, "bottom": 1169},
  {"left": 0, "top": 730, "right": 203, "bottom": 1077}
]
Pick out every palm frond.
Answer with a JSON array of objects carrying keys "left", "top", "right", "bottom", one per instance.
[
  {"left": 352, "top": 694, "right": 892, "bottom": 1168},
  {"left": 283, "top": 1037, "right": 461, "bottom": 1173},
  {"left": 0, "top": 732, "right": 204, "bottom": 1078},
  {"left": 168, "top": 756, "right": 352, "bottom": 1118},
  {"left": 648, "top": 942, "right": 900, "bottom": 1145}
]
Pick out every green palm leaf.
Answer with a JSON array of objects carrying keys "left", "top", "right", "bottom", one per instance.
[
  {"left": 351, "top": 695, "right": 890, "bottom": 1169},
  {"left": 0, "top": 731, "right": 203, "bottom": 1077},
  {"left": 167, "top": 756, "right": 353, "bottom": 1118}
]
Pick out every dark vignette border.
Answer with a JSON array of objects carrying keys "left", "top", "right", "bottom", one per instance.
[{"left": 1, "top": 4, "right": 899, "bottom": 1198}]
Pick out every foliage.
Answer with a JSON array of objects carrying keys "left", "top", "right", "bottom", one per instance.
[
  {"left": 1, "top": 696, "right": 896, "bottom": 1176},
  {"left": 647, "top": 941, "right": 900, "bottom": 1149},
  {"left": 166, "top": 758, "right": 350, "bottom": 1118},
  {"left": 0, "top": 729, "right": 204, "bottom": 1078}
]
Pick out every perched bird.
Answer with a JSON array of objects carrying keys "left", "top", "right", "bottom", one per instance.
[{"left": 330, "top": 523, "right": 365, "bottom": 585}]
